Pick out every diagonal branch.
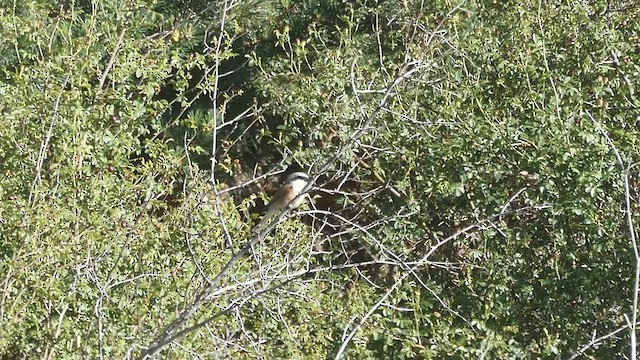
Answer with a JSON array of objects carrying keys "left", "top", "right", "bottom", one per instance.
[{"left": 98, "top": 28, "right": 126, "bottom": 90}]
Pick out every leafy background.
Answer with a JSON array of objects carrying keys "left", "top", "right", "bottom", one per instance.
[{"left": 1, "top": 0, "right": 639, "bottom": 358}]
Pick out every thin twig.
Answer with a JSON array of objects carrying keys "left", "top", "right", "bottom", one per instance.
[
  {"left": 568, "top": 322, "right": 633, "bottom": 360},
  {"left": 29, "top": 76, "right": 69, "bottom": 206},
  {"left": 139, "top": 2, "right": 235, "bottom": 357},
  {"left": 586, "top": 110, "right": 638, "bottom": 358},
  {"left": 332, "top": 202, "right": 552, "bottom": 358},
  {"left": 333, "top": 223, "right": 478, "bottom": 359},
  {"left": 98, "top": 28, "right": 126, "bottom": 90}
]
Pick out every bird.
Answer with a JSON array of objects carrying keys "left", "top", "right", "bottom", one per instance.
[{"left": 253, "top": 172, "right": 310, "bottom": 234}]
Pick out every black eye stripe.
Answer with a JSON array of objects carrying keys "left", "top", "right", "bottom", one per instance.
[{"left": 287, "top": 173, "right": 309, "bottom": 182}]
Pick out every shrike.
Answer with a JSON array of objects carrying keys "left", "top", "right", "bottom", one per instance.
[{"left": 253, "top": 172, "right": 310, "bottom": 234}]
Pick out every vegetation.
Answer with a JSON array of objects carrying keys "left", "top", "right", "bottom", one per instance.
[{"left": 1, "top": 0, "right": 639, "bottom": 358}]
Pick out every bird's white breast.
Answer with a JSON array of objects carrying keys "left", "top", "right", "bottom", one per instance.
[
  {"left": 289, "top": 178, "right": 309, "bottom": 208},
  {"left": 290, "top": 178, "right": 308, "bottom": 193}
]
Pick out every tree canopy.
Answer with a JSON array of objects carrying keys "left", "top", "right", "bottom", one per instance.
[{"left": 1, "top": 0, "right": 639, "bottom": 358}]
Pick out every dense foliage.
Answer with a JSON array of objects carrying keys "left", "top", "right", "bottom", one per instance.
[{"left": 1, "top": 0, "right": 639, "bottom": 358}]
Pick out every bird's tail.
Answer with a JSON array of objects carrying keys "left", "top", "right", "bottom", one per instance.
[{"left": 252, "top": 207, "right": 277, "bottom": 235}]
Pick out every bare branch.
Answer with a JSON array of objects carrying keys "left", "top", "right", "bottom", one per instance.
[
  {"left": 29, "top": 75, "right": 69, "bottom": 207},
  {"left": 568, "top": 322, "right": 633, "bottom": 360},
  {"left": 586, "top": 110, "right": 638, "bottom": 358},
  {"left": 98, "top": 28, "right": 126, "bottom": 90}
]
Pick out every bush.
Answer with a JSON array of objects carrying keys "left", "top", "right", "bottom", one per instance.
[{"left": 1, "top": 0, "right": 639, "bottom": 358}]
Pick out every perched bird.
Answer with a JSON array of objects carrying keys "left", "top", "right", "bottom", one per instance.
[{"left": 253, "top": 172, "right": 310, "bottom": 234}]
